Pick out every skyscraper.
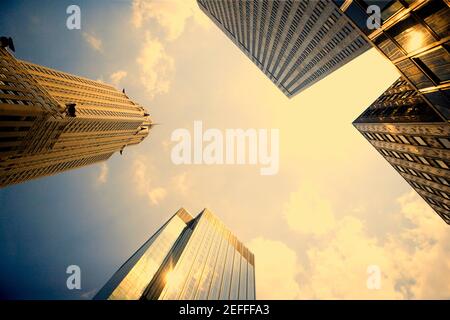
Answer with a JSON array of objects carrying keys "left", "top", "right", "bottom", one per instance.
[
  {"left": 337, "top": 0, "right": 449, "bottom": 120},
  {"left": 0, "top": 45, "right": 152, "bottom": 187},
  {"left": 95, "top": 208, "right": 256, "bottom": 300},
  {"left": 338, "top": 0, "right": 449, "bottom": 222},
  {"left": 353, "top": 77, "right": 450, "bottom": 223},
  {"left": 197, "top": 0, "right": 370, "bottom": 97}
]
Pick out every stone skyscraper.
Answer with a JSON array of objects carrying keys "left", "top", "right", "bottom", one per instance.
[
  {"left": 0, "top": 45, "right": 152, "bottom": 187},
  {"left": 340, "top": 0, "right": 449, "bottom": 222},
  {"left": 197, "top": 0, "right": 370, "bottom": 97},
  {"left": 354, "top": 77, "right": 449, "bottom": 223},
  {"left": 95, "top": 208, "right": 256, "bottom": 300}
]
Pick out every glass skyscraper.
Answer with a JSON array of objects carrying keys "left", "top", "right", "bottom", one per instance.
[
  {"left": 197, "top": 0, "right": 370, "bottom": 97},
  {"left": 95, "top": 208, "right": 256, "bottom": 300}
]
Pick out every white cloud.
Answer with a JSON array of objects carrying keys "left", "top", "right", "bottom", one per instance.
[
  {"left": 171, "top": 172, "right": 189, "bottom": 195},
  {"left": 247, "top": 237, "right": 301, "bottom": 299},
  {"left": 109, "top": 70, "right": 128, "bottom": 88},
  {"left": 96, "top": 162, "right": 108, "bottom": 185},
  {"left": 136, "top": 32, "right": 174, "bottom": 99},
  {"left": 148, "top": 187, "right": 167, "bottom": 205},
  {"left": 132, "top": 156, "right": 167, "bottom": 206},
  {"left": 255, "top": 190, "right": 450, "bottom": 299},
  {"left": 131, "top": 0, "right": 210, "bottom": 41},
  {"left": 82, "top": 32, "right": 103, "bottom": 52},
  {"left": 283, "top": 183, "right": 336, "bottom": 236}
]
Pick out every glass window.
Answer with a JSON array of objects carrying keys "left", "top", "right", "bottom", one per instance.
[
  {"left": 395, "top": 58, "right": 434, "bottom": 89},
  {"left": 422, "top": 172, "right": 432, "bottom": 180},
  {"left": 238, "top": 258, "right": 248, "bottom": 300},
  {"left": 438, "top": 138, "right": 450, "bottom": 148},
  {"left": 386, "top": 134, "right": 396, "bottom": 142},
  {"left": 398, "top": 135, "right": 410, "bottom": 144},
  {"left": 386, "top": 16, "right": 435, "bottom": 53},
  {"left": 413, "top": 47, "right": 450, "bottom": 83},
  {"left": 416, "top": 0, "right": 449, "bottom": 39},
  {"left": 418, "top": 156, "right": 429, "bottom": 165},
  {"left": 229, "top": 250, "right": 241, "bottom": 299},
  {"left": 208, "top": 236, "right": 230, "bottom": 300},
  {"left": 404, "top": 153, "right": 414, "bottom": 161},
  {"left": 374, "top": 33, "right": 405, "bottom": 60},
  {"left": 423, "top": 90, "right": 450, "bottom": 120},
  {"left": 436, "top": 159, "right": 449, "bottom": 169},
  {"left": 413, "top": 136, "right": 427, "bottom": 146},
  {"left": 218, "top": 243, "right": 235, "bottom": 299},
  {"left": 247, "top": 264, "right": 255, "bottom": 300}
]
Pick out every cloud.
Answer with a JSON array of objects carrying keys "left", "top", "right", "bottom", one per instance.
[
  {"left": 132, "top": 156, "right": 167, "bottom": 206},
  {"left": 136, "top": 32, "right": 174, "bottom": 98},
  {"left": 131, "top": 0, "right": 209, "bottom": 41},
  {"left": 82, "top": 32, "right": 103, "bottom": 52},
  {"left": 247, "top": 237, "right": 301, "bottom": 299},
  {"left": 283, "top": 183, "right": 336, "bottom": 236},
  {"left": 96, "top": 162, "right": 108, "bottom": 185},
  {"left": 148, "top": 187, "right": 167, "bottom": 205},
  {"left": 254, "top": 190, "right": 450, "bottom": 299},
  {"left": 171, "top": 172, "right": 189, "bottom": 195},
  {"left": 109, "top": 70, "right": 127, "bottom": 88}
]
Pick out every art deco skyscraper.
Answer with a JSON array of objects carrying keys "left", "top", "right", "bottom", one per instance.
[
  {"left": 95, "top": 208, "right": 256, "bottom": 300},
  {"left": 354, "top": 77, "right": 449, "bottom": 223},
  {"left": 0, "top": 45, "right": 152, "bottom": 187},
  {"left": 197, "top": 0, "right": 370, "bottom": 97}
]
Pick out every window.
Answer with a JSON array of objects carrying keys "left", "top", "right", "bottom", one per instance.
[
  {"left": 422, "top": 172, "right": 432, "bottom": 180},
  {"left": 386, "top": 134, "right": 396, "bottom": 142},
  {"left": 386, "top": 16, "right": 435, "bottom": 53},
  {"left": 436, "top": 159, "right": 448, "bottom": 169},
  {"left": 440, "top": 191, "right": 449, "bottom": 200},
  {"left": 392, "top": 151, "right": 401, "bottom": 158},
  {"left": 438, "top": 138, "right": 450, "bottom": 148},
  {"left": 413, "top": 136, "right": 427, "bottom": 146},
  {"left": 416, "top": 0, "right": 450, "bottom": 39},
  {"left": 418, "top": 156, "right": 429, "bottom": 165},
  {"left": 398, "top": 135, "right": 410, "bottom": 144},
  {"left": 404, "top": 153, "right": 414, "bottom": 161},
  {"left": 413, "top": 47, "right": 450, "bottom": 83},
  {"left": 438, "top": 177, "right": 449, "bottom": 186}
]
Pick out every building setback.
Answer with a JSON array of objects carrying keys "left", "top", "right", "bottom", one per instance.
[
  {"left": 95, "top": 208, "right": 256, "bottom": 300},
  {"left": 354, "top": 77, "right": 450, "bottom": 223},
  {"left": 197, "top": 0, "right": 370, "bottom": 97},
  {"left": 0, "top": 46, "right": 152, "bottom": 187}
]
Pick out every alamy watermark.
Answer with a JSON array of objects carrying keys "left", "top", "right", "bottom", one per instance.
[
  {"left": 66, "top": 5, "right": 81, "bottom": 30},
  {"left": 366, "top": 5, "right": 381, "bottom": 30},
  {"left": 366, "top": 265, "right": 381, "bottom": 290},
  {"left": 66, "top": 265, "right": 81, "bottom": 290},
  {"left": 171, "top": 121, "right": 279, "bottom": 176}
]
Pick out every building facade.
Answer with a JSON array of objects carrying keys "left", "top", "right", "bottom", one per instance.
[
  {"left": 354, "top": 77, "right": 450, "bottom": 223},
  {"left": 338, "top": 0, "right": 450, "bottom": 222},
  {"left": 197, "top": 0, "right": 370, "bottom": 97},
  {"left": 337, "top": 0, "right": 449, "bottom": 120},
  {"left": 0, "top": 46, "right": 151, "bottom": 187},
  {"left": 95, "top": 208, "right": 256, "bottom": 300}
]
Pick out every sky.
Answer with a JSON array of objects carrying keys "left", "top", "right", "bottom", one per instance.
[{"left": 0, "top": 0, "right": 449, "bottom": 300}]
